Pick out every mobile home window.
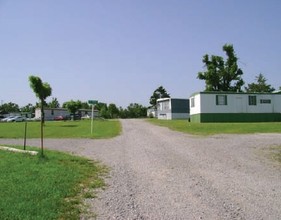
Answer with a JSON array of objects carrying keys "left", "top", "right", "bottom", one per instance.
[
  {"left": 163, "top": 101, "right": 170, "bottom": 110},
  {"left": 190, "top": 98, "right": 195, "bottom": 108},
  {"left": 260, "top": 99, "right": 271, "bottom": 104},
  {"left": 216, "top": 95, "right": 227, "bottom": 105},
  {"left": 248, "top": 96, "right": 257, "bottom": 105}
]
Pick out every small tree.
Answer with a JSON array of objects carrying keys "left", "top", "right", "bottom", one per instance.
[
  {"left": 149, "top": 86, "right": 170, "bottom": 107},
  {"left": 108, "top": 103, "right": 119, "bottom": 118},
  {"left": 20, "top": 103, "right": 36, "bottom": 116},
  {"left": 245, "top": 73, "right": 275, "bottom": 93},
  {"left": 63, "top": 100, "right": 82, "bottom": 119},
  {"left": 127, "top": 103, "right": 147, "bottom": 118},
  {"left": 29, "top": 75, "right": 52, "bottom": 156},
  {"left": 80, "top": 101, "right": 91, "bottom": 109},
  {"left": 48, "top": 97, "right": 60, "bottom": 108}
]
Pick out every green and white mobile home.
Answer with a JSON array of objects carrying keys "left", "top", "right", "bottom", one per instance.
[{"left": 189, "top": 91, "right": 281, "bottom": 122}]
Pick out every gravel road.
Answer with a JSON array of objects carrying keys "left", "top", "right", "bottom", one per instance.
[{"left": 1, "top": 119, "right": 281, "bottom": 219}]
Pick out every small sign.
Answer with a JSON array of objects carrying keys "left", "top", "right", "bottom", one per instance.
[{"left": 88, "top": 100, "right": 98, "bottom": 105}]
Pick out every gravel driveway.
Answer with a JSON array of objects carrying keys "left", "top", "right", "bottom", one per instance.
[{"left": 1, "top": 119, "right": 281, "bottom": 219}]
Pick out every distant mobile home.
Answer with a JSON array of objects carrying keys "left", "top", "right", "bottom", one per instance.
[
  {"left": 157, "top": 98, "right": 189, "bottom": 120},
  {"left": 147, "top": 107, "right": 157, "bottom": 118},
  {"left": 35, "top": 108, "right": 99, "bottom": 120},
  {"left": 189, "top": 92, "right": 281, "bottom": 122}
]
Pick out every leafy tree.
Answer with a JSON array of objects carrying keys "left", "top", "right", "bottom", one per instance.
[
  {"left": 245, "top": 73, "right": 275, "bottom": 93},
  {"left": 198, "top": 44, "right": 244, "bottom": 92},
  {"left": 95, "top": 102, "right": 107, "bottom": 111},
  {"left": 48, "top": 97, "right": 60, "bottom": 108},
  {"left": 0, "top": 102, "right": 20, "bottom": 114},
  {"left": 63, "top": 100, "right": 82, "bottom": 118},
  {"left": 94, "top": 103, "right": 109, "bottom": 118},
  {"left": 29, "top": 75, "right": 52, "bottom": 156},
  {"left": 127, "top": 103, "right": 147, "bottom": 118},
  {"left": 119, "top": 107, "right": 129, "bottom": 119},
  {"left": 20, "top": 103, "right": 35, "bottom": 114},
  {"left": 100, "top": 105, "right": 110, "bottom": 119},
  {"left": 149, "top": 86, "right": 170, "bottom": 107},
  {"left": 80, "top": 101, "right": 91, "bottom": 109},
  {"left": 108, "top": 103, "right": 119, "bottom": 118}
]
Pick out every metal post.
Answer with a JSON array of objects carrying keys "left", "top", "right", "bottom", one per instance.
[
  {"left": 91, "top": 104, "right": 94, "bottom": 134},
  {"left": 23, "top": 121, "right": 27, "bottom": 150}
]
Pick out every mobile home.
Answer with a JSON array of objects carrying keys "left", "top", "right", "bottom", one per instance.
[
  {"left": 157, "top": 98, "right": 189, "bottom": 120},
  {"left": 35, "top": 108, "right": 99, "bottom": 120},
  {"left": 189, "top": 92, "right": 281, "bottom": 122}
]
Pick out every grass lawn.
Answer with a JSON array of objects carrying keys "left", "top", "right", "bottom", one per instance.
[
  {"left": 148, "top": 118, "right": 281, "bottom": 135},
  {"left": 0, "top": 119, "right": 121, "bottom": 139},
  {"left": 0, "top": 146, "right": 107, "bottom": 220}
]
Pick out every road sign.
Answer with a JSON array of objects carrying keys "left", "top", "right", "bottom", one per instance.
[
  {"left": 88, "top": 100, "right": 98, "bottom": 135},
  {"left": 88, "top": 100, "right": 98, "bottom": 105}
]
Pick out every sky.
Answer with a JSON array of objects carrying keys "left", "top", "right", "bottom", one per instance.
[{"left": 0, "top": 0, "right": 280, "bottom": 108}]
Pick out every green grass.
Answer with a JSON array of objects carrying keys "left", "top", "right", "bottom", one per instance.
[
  {"left": 148, "top": 118, "right": 281, "bottom": 135},
  {"left": 0, "top": 146, "right": 108, "bottom": 220},
  {"left": 0, "top": 119, "right": 121, "bottom": 139}
]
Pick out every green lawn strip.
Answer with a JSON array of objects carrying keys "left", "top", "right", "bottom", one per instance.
[
  {"left": 0, "top": 146, "right": 108, "bottom": 220},
  {"left": 147, "top": 119, "right": 281, "bottom": 135},
  {"left": 0, "top": 119, "right": 121, "bottom": 139}
]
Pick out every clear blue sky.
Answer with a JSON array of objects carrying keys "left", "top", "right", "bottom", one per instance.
[{"left": 1, "top": 0, "right": 280, "bottom": 107}]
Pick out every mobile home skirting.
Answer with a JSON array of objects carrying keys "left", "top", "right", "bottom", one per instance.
[{"left": 191, "top": 113, "right": 281, "bottom": 123}]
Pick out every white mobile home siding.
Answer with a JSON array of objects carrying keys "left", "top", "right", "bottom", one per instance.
[{"left": 190, "top": 92, "right": 281, "bottom": 122}]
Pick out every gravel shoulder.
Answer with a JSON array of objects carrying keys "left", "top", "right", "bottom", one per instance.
[{"left": 1, "top": 119, "right": 281, "bottom": 219}]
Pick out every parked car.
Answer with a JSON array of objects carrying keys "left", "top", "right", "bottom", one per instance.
[
  {"left": 54, "top": 115, "right": 70, "bottom": 121},
  {"left": 54, "top": 115, "right": 64, "bottom": 121},
  {"left": 7, "top": 116, "right": 26, "bottom": 122},
  {"left": 1, "top": 116, "right": 15, "bottom": 122},
  {"left": 70, "top": 114, "right": 81, "bottom": 120},
  {"left": 26, "top": 117, "right": 40, "bottom": 121},
  {"left": 81, "top": 114, "right": 91, "bottom": 120}
]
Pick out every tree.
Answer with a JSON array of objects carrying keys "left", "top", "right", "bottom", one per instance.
[
  {"left": 48, "top": 97, "right": 60, "bottom": 108},
  {"left": 127, "top": 103, "right": 147, "bottom": 118},
  {"left": 245, "top": 73, "right": 275, "bottom": 93},
  {"left": 29, "top": 75, "right": 52, "bottom": 156},
  {"left": 63, "top": 100, "right": 82, "bottom": 119},
  {"left": 80, "top": 101, "right": 90, "bottom": 109},
  {"left": 197, "top": 44, "right": 244, "bottom": 92},
  {"left": 100, "top": 105, "right": 110, "bottom": 119},
  {"left": 149, "top": 86, "right": 170, "bottom": 107},
  {"left": 108, "top": 103, "right": 119, "bottom": 118},
  {"left": 0, "top": 102, "right": 20, "bottom": 114},
  {"left": 119, "top": 107, "right": 129, "bottom": 118},
  {"left": 20, "top": 103, "right": 35, "bottom": 114}
]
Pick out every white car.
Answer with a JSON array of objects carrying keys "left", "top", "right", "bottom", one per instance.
[
  {"left": 7, "top": 116, "right": 26, "bottom": 122},
  {"left": 1, "top": 116, "right": 15, "bottom": 122}
]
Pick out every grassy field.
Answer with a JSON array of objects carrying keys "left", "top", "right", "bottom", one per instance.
[
  {"left": 148, "top": 119, "right": 281, "bottom": 135},
  {"left": 0, "top": 119, "right": 121, "bottom": 139},
  {"left": 0, "top": 146, "right": 107, "bottom": 219}
]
